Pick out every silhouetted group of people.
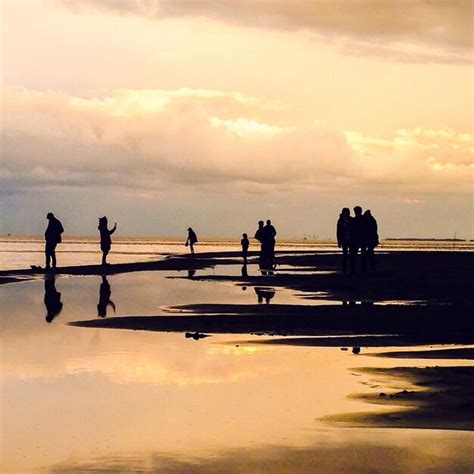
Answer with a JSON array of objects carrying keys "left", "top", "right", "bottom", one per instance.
[
  {"left": 337, "top": 206, "right": 379, "bottom": 274},
  {"left": 43, "top": 212, "right": 117, "bottom": 268},
  {"left": 254, "top": 219, "right": 277, "bottom": 266},
  {"left": 44, "top": 208, "right": 377, "bottom": 276}
]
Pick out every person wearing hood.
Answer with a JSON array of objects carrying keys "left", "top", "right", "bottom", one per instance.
[{"left": 98, "top": 216, "right": 117, "bottom": 265}]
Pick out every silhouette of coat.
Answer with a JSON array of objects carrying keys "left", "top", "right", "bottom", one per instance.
[
  {"left": 187, "top": 229, "right": 198, "bottom": 245},
  {"left": 337, "top": 214, "right": 352, "bottom": 247},
  {"left": 254, "top": 223, "right": 264, "bottom": 242},
  {"left": 45, "top": 216, "right": 64, "bottom": 244},
  {"left": 98, "top": 217, "right": 116, "bottom": 251},
  {"left": 363, "top": 213, "right": 379, "bottom": 248},
  {"left": 350, "top": 214, "right": 365, "bottom": 247}
]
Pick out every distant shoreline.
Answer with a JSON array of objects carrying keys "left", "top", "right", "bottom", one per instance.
[
  {"left": 386, "top": 237, "right": 467, "bottom": 242},
  {"left": 0, "top": 235, "right": 471, "bottom": 243}
]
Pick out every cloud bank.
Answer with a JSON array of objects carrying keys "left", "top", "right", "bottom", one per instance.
[
  {"left": 59, "top": 0, "right": 473, "bottom": 63},
  {"left": 2, "top": 87, "right": 472, "bottom": 199}
]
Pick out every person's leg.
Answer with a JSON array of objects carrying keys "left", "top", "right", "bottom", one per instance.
[
  {"left": 361, "top": 246, "right": 367, "bottom": 272},
  {"left": 51, "top": 244, "right": 57, "bottom": 268},
  {"left": 45, "top": 243, "right": 51, "bottom": 268},
  {"left": 349, "top": 246, "right": 357, "bottom": 275},
  {"left": 190, "top": 243, "right": 194, "bottom": 254},
  {"left": 102, "top": 248, "right": 109, "bottom": 265},
  {"left": 342, "top": 245, "right": 349, "bottom": 274},
  {"left": 368, "top": 246, "right": 376, "bottom": 271}
]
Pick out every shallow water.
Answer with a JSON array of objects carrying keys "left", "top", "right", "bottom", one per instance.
[
  {"left": 1, "top": 268, "right": 473, "bottom": 472},
  {"left": 1, "top": 236, "right": 472, "bottom": 271}
]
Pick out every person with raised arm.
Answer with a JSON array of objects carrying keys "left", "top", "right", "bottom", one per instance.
[{"left": 98, "top": 216, "right": 117, "bottom": 266}]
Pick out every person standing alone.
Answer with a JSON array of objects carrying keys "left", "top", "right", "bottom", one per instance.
[
  {"left": 186, "top": 228, "right": 198, "bottom": 254},
  {"left": 241, "top": 233, "right": 250, "bottom": 263},
  {"left": 44, "top": 212, "right": 64, "bottom": 270},
  {"left": 98, "top": 216, "right": 117, "bottom": 266}
]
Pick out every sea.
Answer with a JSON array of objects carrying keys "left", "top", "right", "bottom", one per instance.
[{"left": 0, "top": 235, "right": 472, "bottom": 271}]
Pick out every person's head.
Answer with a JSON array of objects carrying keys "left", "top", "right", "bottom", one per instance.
[
  {"left": 364, "top": 210, "right": 372, "bottom": 217},
  {"left": 47, "top": 212, "right": 54, "bottom": 220},
  {"left": 188, "top": 227, "right": 193, "bottom": 232},
  {"left": 258, "top": 220, "right": 264, "bottom": 227},
  {"left": 99, "top": 216, "right": 108, "bottom": 227},
  {"left": 243, "top": 233, "right": 248, "bottom": 238},
  {"left": 266, "top": 219, "right": 271, "bottom": 225},
  {"left": 354, "top": 206, "right": 362, "bottom": 216},
  {"left": 341, "top": 207, "right": 350, "bottom": 217}
]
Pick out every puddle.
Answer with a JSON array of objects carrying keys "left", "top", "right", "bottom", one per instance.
[{"left": 1, "top": 267, "right": 472, "bottom": 472}]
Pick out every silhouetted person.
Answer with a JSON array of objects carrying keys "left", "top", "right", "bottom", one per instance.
[
  {"left": 241, "top": 233, "right": 249, "bottom": 263},
  {"left": 263, "top": 219, "right": 277, "bottom": 262},
  {"left": 363, "top": 210, "right": 379, "bottom": 271},
  {"left": 98, "top": 216, "right": 117, "bottom": 266},
  {"left": 44, "top": 275, "right": 63, "bottom": 323},
  {"left": 254, "top": 287, "right": 275, "bottom": 304},
  {"left": 186, "top": 228, "right": 198, "bottom": 254},
  {"left": 97, "top": 275, "right": 115, "bottom": 317},
  {"left": 44, "top": 212, "right": 64, "bottom": 270},
  {"left": 254, "top": 220, "right": 265, "bottom": 258},
  {"left": 337, "top": 207, "right": 352, "bottom": 274},
  {"left": 349, "top": 206, "right": 365, "bottom": 275}
]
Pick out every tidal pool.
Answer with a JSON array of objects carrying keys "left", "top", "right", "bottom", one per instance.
[{"left": 1, "top": 270, "right": 473, "bottom": 472}]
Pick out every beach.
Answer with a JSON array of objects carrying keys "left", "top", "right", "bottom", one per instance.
[{"left": 1, "top": 238, "right": 473, "bottom": 472}]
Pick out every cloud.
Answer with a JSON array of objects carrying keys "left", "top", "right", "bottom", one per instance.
[
  {"left": 58, "top": 0, "right": 473, "bottom": 62},
  {"left": 1, "top": 87, "right": 472, "bottom": 198}
]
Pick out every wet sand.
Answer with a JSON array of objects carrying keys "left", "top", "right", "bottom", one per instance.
[
  {"left": 373, "top": 347, "right": 474, "bottom": 359},
  {"left": 324, "top": 366, "right": 474, "bottom": 431}
]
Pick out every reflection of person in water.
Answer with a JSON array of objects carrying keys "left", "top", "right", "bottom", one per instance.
[
  {"left": 97, "top": 275, "right": 115, "bottom": 317},
  {"left": 254, "top": 287, "right": 275, "bottom": 304},
  {"left": 187, "top": 269, "right": 196, "bottom": 278},
  {"left": 241, "top": 263, "right": 248, "bottom": 277},
  {"left": 44, "top": 275, "right": 63, "bottom": 323}
]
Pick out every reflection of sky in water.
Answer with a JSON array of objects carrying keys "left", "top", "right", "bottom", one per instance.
[{"left": 1, "top": 272, "right": 473, "bottom": 471}]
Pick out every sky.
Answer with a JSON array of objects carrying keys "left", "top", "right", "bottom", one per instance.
[{"left": 1, "top": 0, "right": 473, "bottom": 238}]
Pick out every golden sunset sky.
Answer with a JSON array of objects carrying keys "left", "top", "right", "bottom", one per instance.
[{"left": 1, "top": 0, "right": 472, "bottom": 238}]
